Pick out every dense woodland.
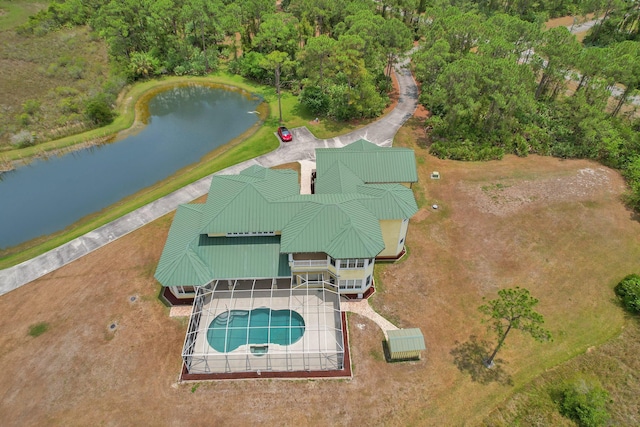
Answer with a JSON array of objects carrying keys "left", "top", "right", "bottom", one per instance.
[{"left": 11, "top": 0, "right": 640, "bottom": 210}]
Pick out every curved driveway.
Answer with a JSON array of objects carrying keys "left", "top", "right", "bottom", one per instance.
[{"left": 0, "top": 61, "right": 418, "bottom": 296}]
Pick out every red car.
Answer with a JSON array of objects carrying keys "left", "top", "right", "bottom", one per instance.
[{"left": 277, "top": 126, "right": 292, "bottom": 142}]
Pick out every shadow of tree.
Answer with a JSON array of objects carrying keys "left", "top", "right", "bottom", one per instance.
[{"left": 450, "top": 335, "right": 513, "bottom": 386}]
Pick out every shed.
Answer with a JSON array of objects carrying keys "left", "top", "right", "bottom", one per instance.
[{"left": 386, "top": 328, "right": 426, "bottom": 361}]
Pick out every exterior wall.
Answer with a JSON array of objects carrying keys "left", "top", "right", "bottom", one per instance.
[
  {"left": 378, "top": 219, "right": 408, "bottom": 258},
  {"left": 390, "top": 350, "right": 421, "bottom": 360},
  {"left": 169, "top": 286, "right": 197, "bottom": 300},
  {"left": 335, "top": 259, "right": 374, "bottom": 295},
  {"left": 292, "top": 252, "right": 326, "bottom": 260},
  {"left": 337, "top": 268, "right": 369, "bottom": 280},
  {"left": 396, "top": 218, "right": 409, "bottom": 255}
]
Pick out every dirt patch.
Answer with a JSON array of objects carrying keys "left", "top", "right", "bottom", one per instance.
[
  {"left": 545, "top": 13, "right": 596, "bottom": 29},
  {"left": 412, "top": 207, "right": 432, "bottom": 223},
  {"left": 460, "top": 166, "right": 622, "bottom": 216}
]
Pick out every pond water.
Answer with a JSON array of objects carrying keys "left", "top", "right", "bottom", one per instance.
[{"left": 0, "top": 85, "right": 261, "bottom": 250}]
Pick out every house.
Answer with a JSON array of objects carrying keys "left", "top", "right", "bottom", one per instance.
[{"left": 154, "top": 139, "right": 418, "bottom": 377}]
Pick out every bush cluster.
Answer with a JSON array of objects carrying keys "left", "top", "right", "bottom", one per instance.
[
  {"left": 614, "top": 274, "right": 640, "bottom": 313},
  {"left": 559, "top": 379, "right": 610, "bottom": 427}
]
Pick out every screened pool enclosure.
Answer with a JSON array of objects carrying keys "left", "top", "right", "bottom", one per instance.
[{"left": 182, "top": 278, "right": 345, "bottom": 375}]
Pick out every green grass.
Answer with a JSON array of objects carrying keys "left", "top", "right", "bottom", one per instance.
[
  {"left": 28, "top": 321, "right": 49, "bottom": 337},
  {"left": 483, "top": 316, "right": 640, "bottom": 426},
  {"left": 0, "top": 1, "right": 47, "bottom": 31},
  {"left": 0, "top": 72, "right": 358, "bottom": 268}
]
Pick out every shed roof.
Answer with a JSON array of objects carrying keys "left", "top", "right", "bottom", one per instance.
[{"left": 387, "top": 328, "right": 426, "bottom": 353}]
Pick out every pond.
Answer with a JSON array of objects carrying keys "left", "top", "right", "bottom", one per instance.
[{"left": 0, "top": 85, "right": 262, "bottom": 250}]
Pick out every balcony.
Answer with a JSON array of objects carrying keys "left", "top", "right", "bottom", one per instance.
[{"left": 290, "top": 259, "right": 329, "bottom": 269}]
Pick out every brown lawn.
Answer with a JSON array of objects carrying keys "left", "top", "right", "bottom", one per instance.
[{"left": 1, "top": 113, "right": 640, "bottom": 425}]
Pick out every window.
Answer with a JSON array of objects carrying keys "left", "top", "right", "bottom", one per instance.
[
  {"left": 330, "top": 257, "right": 336, "bottom": 267},
  {"left": 341, "top": 258, "right": 366, "bottom": 269},
  {"left": 175, "top": 286, "right": 196, "bottom": 295},
  {"left": 339, "top": 279, "right": 363, "bottom": 290},
  {"left": 226, "top": 231, "right": 275, "bottom": 237}
]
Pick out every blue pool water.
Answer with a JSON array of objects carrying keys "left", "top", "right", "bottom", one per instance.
[{"left": 207, "top": 308, "right": 305, "bottom": 352}]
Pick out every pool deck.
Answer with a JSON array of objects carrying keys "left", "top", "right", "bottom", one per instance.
[{"left": 171, "top": 295, "right": 400, "bottom": 341}]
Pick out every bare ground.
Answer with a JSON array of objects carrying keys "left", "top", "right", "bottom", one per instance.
[{"left": 0, "top": 143, "right": 638, "bottom": 425}]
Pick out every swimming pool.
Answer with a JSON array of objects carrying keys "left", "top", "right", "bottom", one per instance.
[{"left": 207, "top": 308, "right": 305, "bottom": 353}]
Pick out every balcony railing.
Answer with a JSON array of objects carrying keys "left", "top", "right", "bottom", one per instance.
[{"left": 290, "top": 259, "right": 329, "bottom": 268}]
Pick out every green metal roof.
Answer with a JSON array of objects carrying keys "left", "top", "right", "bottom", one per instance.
[
  {"left": 280, "top": 199, "right": 385, "bottom": 258},
  {"left": 155, "top": 204, "right": 213, "bottom": 287},
  {"left": 316, "top": 139, "right": 418, "bottom": 184},
  {"left": 155, "top": 141, "right": 419, "bottom": 288},
  {"left": 155, "top": 203, "right": 291, "bottom": 287},
  {"left": 356, "top": 184, "right": 419, "bottom": 219},
  {"left": 341, "top": 139, "right": 386, "bottom": 151},
  {"left": 195, "top": 235, "right": 290, "bottom": 280},
  {"left": 387, "top": 328, "right": 426, "bottom": 353},
  {"left": 199, "top": 166, "right": 302, "bottom": 234},
  {"left": 314, "top": 161, "right": 364, "bottom": 194}
]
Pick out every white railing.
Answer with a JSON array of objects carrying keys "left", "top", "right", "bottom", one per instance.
[{"left": 290, "top": 260, "right": 328, "bottom": 268}]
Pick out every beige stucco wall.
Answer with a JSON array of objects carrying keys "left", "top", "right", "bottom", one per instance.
[
  {"left": 378, "top": 219, "right": 409, "bottom": 257},
  {"left": 338, "top": 263, "right": 374, "bottom": 280},
  {"left": 169, "top": 287, "right": 196, "bottom": 299}
]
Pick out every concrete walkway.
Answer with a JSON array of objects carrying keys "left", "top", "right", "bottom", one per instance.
[
  {"left": 341, "top": 299, "right": 399, "bottom": 340},
  {"left": 0, "top": 59, "right": 418, "bottom": 296}
]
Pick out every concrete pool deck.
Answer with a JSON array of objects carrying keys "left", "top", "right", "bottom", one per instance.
[{"left": 0, "top": 58, "right": 418, "bottom": 296}]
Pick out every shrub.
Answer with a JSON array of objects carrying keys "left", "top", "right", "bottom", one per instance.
[
  {"left": 559, "top": 379, "right": 610, "bottom": 427},
  {"left": 66, "top": 65, "right": 84, "bottom": 80},
  {"left": 28, "top": 322, "right": 50, "bottom": 337},
  {"left": 10, "top": 130, "right": 35, "bottom": 148},
  {"left": 129, "top": 51, "right": 161, "bottom": 79},
  {"left": 45, "top": 63, "right": 60, "bottom": 77},
  {"left": 84, "top": 95, "right": 115, "bottom": 125},
  {"left": 18, "top": 113, "right": 31, "bottom": 126},
  {"left": 614, "top": 273, "right": 640, "bottom": 313},
  {"left": 58, "top": 98, "right": 80, "bottom": 114},
  {"left": 102, "top": 76, "right": 127, "bottom": 100},
  {"left": 174, "top": 65, "right": 187, "bottom": 76},
  {"left": 22, "top": 99, "right": 41, "bottom": 116},
  {"left": 55, "top": 86, "right": 80, "bottom": 97}
]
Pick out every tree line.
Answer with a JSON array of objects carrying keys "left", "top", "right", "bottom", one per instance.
[
  {"left": 19, "top": 0, "right": 415, "bottom": 122},
  {"left": 412, "top": 5, "right": 640, "bottom": 211}
]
